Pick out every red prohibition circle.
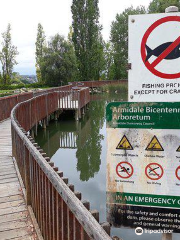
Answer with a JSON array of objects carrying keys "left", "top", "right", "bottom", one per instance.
[
  {"left": 116, "top": 162, "right": 134, "bottom": 179},
  {"left": 145, "top": 163, "right": 164, "bottom": 180},
  {"left": 141, "top": 16, "right": 180, "bottom": 79},
  {"left": 175, "top": 166, "right": 180, "bottom": 180}
]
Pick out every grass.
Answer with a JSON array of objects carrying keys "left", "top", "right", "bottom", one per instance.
[
  {"left": 0, "top": 83, "right": 50, "bottom": 98},
  {"left": 102, "top": 82, "right": 128, "bottom": 94}
]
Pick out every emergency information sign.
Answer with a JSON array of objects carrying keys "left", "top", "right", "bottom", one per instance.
[
  {"left": 128, "top": 12, "right": 180, "bottom": 102},
  {"left": 106, "top": 102, "right": 180, "bottom": 232}
]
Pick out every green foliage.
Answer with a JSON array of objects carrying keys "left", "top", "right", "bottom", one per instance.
[
  {"left": 71, "top": 0, "right": 104, "bottom": 81},
  {"left": 102, "top": 42, "right": 115, "bottom": 80},
  {"left": 0, "top": 82, "right": 49, "bottom": 90},
  {"left": 148, "top": 0, "right": 180, "bottom": 13},
  {"left": 0, "top": 24, "right": 18, "bottom": 85},
  {"left": 0, "top": 83, "right": 24, "bottom": 90},
  {"left": 25, "top": 82, "right": 48, "bottom": 88},
  {"left": 10, "top": 72, "right": 22, "bottom": 84},
  {"left": 20, "top": 79, "right": 31, "bottom": 84},
  {"left": 35, "top": 23, "right": 46, "bottom": 83},
  {"left": 41, "top": 34, "right": 78, "bottom": 86},
  {"left": 102, "top": 83, "right": 128, "bottom": 94},
  {"left": 110, "top": 6, "right": 146, "bottom": 80}
]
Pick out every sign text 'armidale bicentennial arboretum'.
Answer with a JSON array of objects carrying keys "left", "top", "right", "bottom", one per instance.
[
  {"left": 107, "top": 102, "right": 180, "bottom": 129},
  {"left": 106, "top": 102, "right": 180, "bottom": 232}
]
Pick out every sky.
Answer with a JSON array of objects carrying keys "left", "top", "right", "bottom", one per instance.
[{"left": 0, "top": 0, "right": 150, "bottom": 75}]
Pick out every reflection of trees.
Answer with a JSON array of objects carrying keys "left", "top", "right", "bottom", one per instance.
[{"left": 76, "top": 100, "right": 105, "bottom": 181}]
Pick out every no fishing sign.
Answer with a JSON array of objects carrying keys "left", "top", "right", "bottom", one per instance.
[{"left": 128, "top": 12, "right": 180, "bottom": 102}]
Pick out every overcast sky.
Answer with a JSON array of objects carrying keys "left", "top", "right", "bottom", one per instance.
[{"left": 0, "top": 0, "right": 150, "bottom": 75}]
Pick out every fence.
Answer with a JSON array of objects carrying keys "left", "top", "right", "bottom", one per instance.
[
  {"left": 0, "top": 85, "right": 71, "bottom": 122},
  {"left": 11, "top": 91, "right": 114, "bottom": 240}
]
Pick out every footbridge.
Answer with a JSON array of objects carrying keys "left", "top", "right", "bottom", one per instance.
[{"left": 0, "top": 80, "right": 126, "bottom": 240}]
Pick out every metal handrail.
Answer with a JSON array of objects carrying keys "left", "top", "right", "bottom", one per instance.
[{"left": 11, "top": 93, "right": 112, "bottom": 240}]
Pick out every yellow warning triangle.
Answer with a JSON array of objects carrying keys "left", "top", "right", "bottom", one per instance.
[
  {"left": 177, "top": 146, "right": 180, "bottom": 152},
  {"left": 116, "top": 135, "right": 133, "bottom": 150},
  {"left": 146, "top": 136, "right": 164, "bottom": 151}
]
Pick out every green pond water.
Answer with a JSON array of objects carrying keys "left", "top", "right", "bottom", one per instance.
[{"left": 35, "top": 91, "right": 179, "bottom": 240}]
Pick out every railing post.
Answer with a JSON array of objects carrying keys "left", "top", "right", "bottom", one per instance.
[
  {"left": 54, "top": 111, "right": 58, "bottom": 121},
  {"left": 162, "top": 233, "right": 172, "bottom": 240},
  {"left": 78, "top": 90, "right": 81, "bottom": 119},
  {"left": 24, "top": 145, "right": 32, "bottom": 205}
]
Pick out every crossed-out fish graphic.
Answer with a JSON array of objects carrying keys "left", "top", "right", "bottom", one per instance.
[{"left": 145, "top": 42, "right": 180, "bottom": 62}]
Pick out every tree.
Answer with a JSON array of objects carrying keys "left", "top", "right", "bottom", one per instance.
[
  {"left": 41, "top": 34, "right": 78, "bottom": 86},
  {"left": 35, "top": 23, "right": 46, "bottom": 83},
  {"left": 71, "top": 0, "right": 104, "bottom": 81},
  {"left": 0, "top": 24, "right": 18, "bottom": 85},
  {"left": 11, "top": 72, "right": 22, "bottom": 84},
  {"left": 110, "top": 6, "right": 146, "bottom": 80},
  {"left": 148, "top": 0, "right": 180, "bottom": 13},
  {"left": 102, "top": 42, "right": 115, "bottom": 80}
]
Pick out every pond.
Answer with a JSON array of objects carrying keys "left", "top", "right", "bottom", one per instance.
[{"left": 35, "top": 88, "right": 179, "bottom": 240}]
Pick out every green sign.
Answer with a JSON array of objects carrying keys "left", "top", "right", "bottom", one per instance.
[
  {"left": 107, "top": 192, "right": 180, "bottom": 209},
  {"left": 106, "top": 102, "right": 180, "bottom": 129}
]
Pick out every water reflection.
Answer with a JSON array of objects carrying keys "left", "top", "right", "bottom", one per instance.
[{"left": 76, "top": 100, "right": 105, "bottom": 181}]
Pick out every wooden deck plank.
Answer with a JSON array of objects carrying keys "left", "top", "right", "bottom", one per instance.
[
  {"left": 0, "top": 227, "right": 33, "bottom": 239},
  {"left": 0, "top": 194, "right": 23, "bottom": 204},
  {"left": 0, "top": 178, "right": 19, "bottom": 184},
  {"left": 0, "top": 170, "right": 17, "bottom": 176},
  {"left": 0, "top": 211, "right": 28, "bottom": 224},
  {"left": 0, "top": 173, "right": 17, "bottom": 181},
  {"left": 0, "top": 199, "right": 25, "bottom": 210},
  {"left": 0, "top": 218, "right": 31, "bottom": 232},
  {"left": 0, "top": 163, "right": 14, "bottom": 167},
  {"left": 9, "top": 236, "right": 33, "bottom": 240},
  {"left": 0, "top": 119, "right": 37, "bottom": 240},
  {"left": 0, "top": 204, "right": 26, "bottom": 216}
]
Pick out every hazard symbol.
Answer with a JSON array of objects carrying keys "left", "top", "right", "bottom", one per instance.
[
  {"left": 145, "top": 163, "right": 164, "bottom": 180},
  {"left": 141, "top": 16, "right": 180, "bottom": 79},
  {"left": 146, "top": 136, "right": 164, "bottom": 151},
  {"left": 116, "top": 135, "right": 133, "bottom": 150},
  {"left": 175, "top": 166, "right": 180, "bottom": 180},
  {"left": 116, "top": 162, "right": 134, "bottom": 179},
  {"left": 177, "top": 146, "right": 180, "bottom": 152}
]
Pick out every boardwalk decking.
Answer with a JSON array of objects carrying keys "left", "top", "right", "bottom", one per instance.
[{"left": 0, "top": 119, "right": 36, "bottom": 240}]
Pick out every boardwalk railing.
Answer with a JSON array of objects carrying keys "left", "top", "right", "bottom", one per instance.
[
  {"left": 57, "top": 87, "right": 90, "bottom": 110},
  {"left": 0, "top": 80, "right": 127, "bottom": 122},
  {"left": 11, "top": 92, "right": 113, "bottom": 240},
  {"left": 0, "top": 85, "right": 71, "bottom": 122},
  {"left": 70, "top": 80, "right": 127, "bottom": 88}
]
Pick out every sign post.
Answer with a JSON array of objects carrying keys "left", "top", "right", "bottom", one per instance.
[{"left": 106, "top": 102, "right": 180, "bottom": 234}]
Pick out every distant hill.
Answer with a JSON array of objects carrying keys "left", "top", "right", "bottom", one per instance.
[{"left": 20, "top": 75, "right": 37, "bottom": 84}]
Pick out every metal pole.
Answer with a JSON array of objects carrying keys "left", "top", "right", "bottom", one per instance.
[
  {"left": 161, "top": 233, "right": 172, "bottom": 240},
  {"left": 161, "top": 7, "right": 178, "bottom": 240},
  {"left": 162, "top": 6, "right": 179, "bottom": 240}
]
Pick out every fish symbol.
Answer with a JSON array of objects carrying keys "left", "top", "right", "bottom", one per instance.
[{"left": 145, "top": 42, "right": 180, "bottom": 62}]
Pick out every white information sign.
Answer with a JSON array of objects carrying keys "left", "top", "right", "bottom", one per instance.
[
  {"left": 106, "top": 102, "right": 180, "bottom": 232},
  {"left": 128, "top": 12, "right": 180, "bottom": 102}
]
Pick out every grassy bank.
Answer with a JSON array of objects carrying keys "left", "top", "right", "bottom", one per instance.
[
  {"left": 102, "top": 82, "right": 128, "bottom": 94},
  {"left": 0, "top": 83, "right": 50, "bottom": 98}
]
